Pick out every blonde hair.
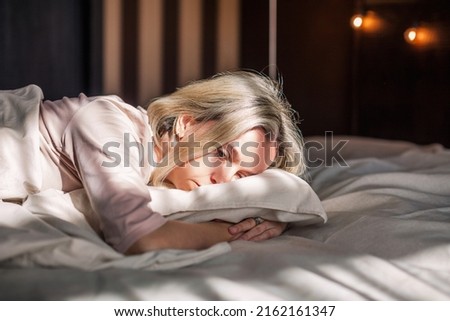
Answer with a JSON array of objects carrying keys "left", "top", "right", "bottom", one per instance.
[{"left": 146, "top": 70, "right": 306, "bottom": 186}]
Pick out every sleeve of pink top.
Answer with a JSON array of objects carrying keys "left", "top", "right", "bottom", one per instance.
[{"left": 62, "top": 98, "right": 167, "bottom": 253}]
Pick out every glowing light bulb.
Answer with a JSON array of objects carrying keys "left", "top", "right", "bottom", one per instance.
[
  {"left": 351, "top": 14, "right": 364, "bottom": 29},
  {"left": 405, "top": 27, "right": 417, "bottom": 44}
]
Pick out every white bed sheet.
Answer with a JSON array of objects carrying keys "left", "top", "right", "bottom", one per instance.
[{"left": 1, "top": 136, "right": 449, "bottom": 300}]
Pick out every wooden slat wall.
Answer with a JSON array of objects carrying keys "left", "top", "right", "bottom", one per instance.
[
  {"left": 103, "top": 0, "right": 123, "bottom": 98},
  {"left": 138, "top": 0, "right": 163, "bottom": 105},
  {"left": 103, "top": 0, "right": 242, "bottom": 107}
]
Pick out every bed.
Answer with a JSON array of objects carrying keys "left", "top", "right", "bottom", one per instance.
[{"left": 1, "top": 87, "right": 450, "bottom": 300}]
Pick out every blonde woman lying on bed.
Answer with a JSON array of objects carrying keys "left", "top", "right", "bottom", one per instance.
[{"left": 38, "top": 70, "right": 306, "bottom": 254}]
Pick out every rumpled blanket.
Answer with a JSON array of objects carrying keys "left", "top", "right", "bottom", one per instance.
[{"left": 0, "top": 85, "right": 43, "bottom": 200}]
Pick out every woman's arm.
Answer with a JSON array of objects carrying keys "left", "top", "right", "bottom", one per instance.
[
  {"left": 126, "top": 218, "right": 288, "bottom": 254},
  {"left": 63, "top": 99, "right": 169, "bottom": 253},
  {"left": 125, "top": 220, "right": 234, "bottom": 254}
]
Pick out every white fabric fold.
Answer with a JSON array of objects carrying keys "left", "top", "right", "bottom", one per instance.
[{"left": 0, "top": 85, "right": 43, "bottom": 199}]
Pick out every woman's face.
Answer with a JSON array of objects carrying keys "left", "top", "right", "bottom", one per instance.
[{"left": 165, "top": 128, "right": 277, "bottom": 191}]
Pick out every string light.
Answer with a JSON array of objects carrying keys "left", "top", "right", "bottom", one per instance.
[
  {"left": 351, "top": 14, "right": 364, "bottom": 29},
  {"left": 403, "top": 24, "right": 438, "bottom": 46},
  {"left": 350, "top": 11, "right": 384, "bottom": 33},
  {"left": 349, "top": 4, "right": 441, "bottom": 48},
  {"left": 404, "top": 27, "right": 417, "bottom": 44}
]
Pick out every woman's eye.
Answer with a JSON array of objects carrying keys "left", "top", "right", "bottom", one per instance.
[
  {"left": 216, "top": 147, "right": 227, "bottom": 158},
  {"left": 233, "top": 171, "right": 251, "bottom": 180}
]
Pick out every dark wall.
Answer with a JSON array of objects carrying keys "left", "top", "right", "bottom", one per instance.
[
  {"left": 241, "top": 0, "right": 354, "bottom": 137},
  {"left": 277, "top": 0, "right": 354, "bottom": 137},
  {"left": 241, "top": 0, "right": 450, "bottom": 147},
  {"left": 354, "top": 1, "right": 450, "bottom": 146},
  {"left": 241, "top": 0, "right": 270, "bottom": 73},
  {"left": 0, "top": 0, "right": 102, "bottom": 100}
]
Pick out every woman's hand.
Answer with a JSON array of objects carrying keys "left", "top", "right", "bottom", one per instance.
[
  {"left": 126, "top": 218, "right": 286, "bottom": 255},
  {"left": 228, "top": 218, "right": 287, "bottom": 241}
]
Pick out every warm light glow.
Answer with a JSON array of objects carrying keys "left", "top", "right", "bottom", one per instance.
[
  {"left": 405, "top": 27, "right": 417, "bottom": 43},
  {"left": 351, "top": 14, "right": 364, "bottom": 29},
  {"left": 350, "top": 11, "right": 384, "bottom": 33},
  {"left": 404, "top": 25, "right": 438, "bottom": 47}
]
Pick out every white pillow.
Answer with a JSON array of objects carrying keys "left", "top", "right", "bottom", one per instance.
[
  {"left": 149, "top": 168, "right": 327, "bottom": 225},
  {"left": 23, "top": 169, "right": 326, "bottom": 240}
]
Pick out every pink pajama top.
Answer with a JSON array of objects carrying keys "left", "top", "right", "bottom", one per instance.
[{"left": 38, "top": 94, "right": 167, "bottom": 253}]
